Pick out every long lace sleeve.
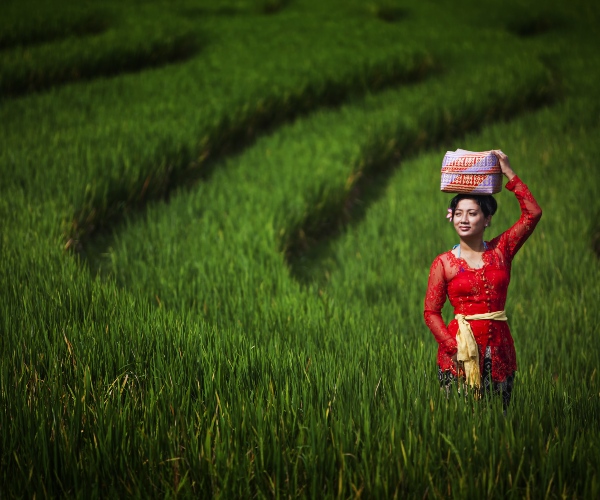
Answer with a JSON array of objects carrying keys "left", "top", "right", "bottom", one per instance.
[
  {"left": 423, "top": 256, "right": 457, "bottom": 355},
  {"left": 498, "top": 175, "right": 542, "bottom": 260}
]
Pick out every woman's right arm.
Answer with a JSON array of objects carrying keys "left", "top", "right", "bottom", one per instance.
[{"left": 423, "top": 256, "right": 457, "bottom": 356}]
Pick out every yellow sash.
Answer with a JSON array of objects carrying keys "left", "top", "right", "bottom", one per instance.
[{"left": 455, "top": 311, "right": 508, "bottom": 390}]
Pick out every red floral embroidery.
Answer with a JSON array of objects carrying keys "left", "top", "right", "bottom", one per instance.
[{"left": 424, "top": 176, "right": 542, "bottom": 382}]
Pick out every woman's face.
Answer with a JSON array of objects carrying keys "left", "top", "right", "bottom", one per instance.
[{"left": 452, "top": 199, "right": 491, "bottom": 239}]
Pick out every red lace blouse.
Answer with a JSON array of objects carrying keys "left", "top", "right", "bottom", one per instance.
[{"left": 423, "top": 176, "right": 542, "bottom": 382}]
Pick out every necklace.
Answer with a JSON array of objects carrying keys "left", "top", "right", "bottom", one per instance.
[{"left": 453, "top": 242, "right": 488, "bottom": 269}]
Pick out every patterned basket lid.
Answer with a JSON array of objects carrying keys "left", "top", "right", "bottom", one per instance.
[{"left": 441, "top": 149, "right": 501, "bottom": 174}]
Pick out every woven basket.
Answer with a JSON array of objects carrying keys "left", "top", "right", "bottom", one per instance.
[{"left": 440, "top": 149, "right": 502, "bottom": 194}]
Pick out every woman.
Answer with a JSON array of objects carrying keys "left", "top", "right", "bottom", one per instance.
[{"left": 423, "top": 150, "right": 542, "bottom": 407}]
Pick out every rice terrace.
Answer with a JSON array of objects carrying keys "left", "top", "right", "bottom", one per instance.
[{"left": 1, "top": 0, "right": 599, "bottom": 497}]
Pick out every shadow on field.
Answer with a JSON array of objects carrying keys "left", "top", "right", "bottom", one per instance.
[
  {"left": 284, "top": 83, "right": 560, "bottom": 286},
  {"left": 179, "top": 0, "right": 292, "bottom": 17},
  {"left": 262, "top": 0, "right": 292, "bottom": 15},
  {"left": 179, "top": 6, "right": 249, "bottom": 17},
  {"left": 374, "top": 6, "right": 410, "bottom": 23},
  {"left": 0, "top": 33, "right": 201, "bottom": 98},
  {"left": 80, "top": 59, "right": 437, "bottom": 275},
  {"left": 0, "top": 8, "right": 110, "bottom": 51},
  {"left": 507, "top": 12, "right": 563, "bottom": 38}
]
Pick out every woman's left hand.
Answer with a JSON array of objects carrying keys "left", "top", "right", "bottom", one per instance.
[{"left": 492, "top": 150, "right": 516, "bottom": 181}]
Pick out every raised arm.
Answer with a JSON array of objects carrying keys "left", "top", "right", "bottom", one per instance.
[
  {"left": 423, "top": 256, "right": 457, "bottom": 355},
  {"left": 501, "top": 176, "right": 542, "bottom": 258},
  {"left": 491, "top": 150, "right": 542, "bottom": 260}
]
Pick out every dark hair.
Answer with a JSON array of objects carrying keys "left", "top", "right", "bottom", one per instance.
[{"left": 449, "top": 194, "right": 497, "bottom": 218}]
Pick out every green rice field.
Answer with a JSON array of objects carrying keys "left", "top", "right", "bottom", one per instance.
[{"left": 1, "top": 0, "right": 599, "bottom": 497}]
